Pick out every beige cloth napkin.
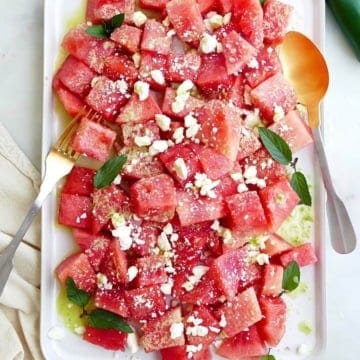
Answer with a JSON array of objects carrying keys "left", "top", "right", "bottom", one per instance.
[{"left": 0, "top": 122, "right": 44, "bottom": 360}]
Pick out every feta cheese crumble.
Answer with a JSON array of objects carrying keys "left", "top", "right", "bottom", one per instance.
[
  {"left": 182, "top": 265, "right": 209, "bottom": 291},
  {"left": 134, "top": 81, "right": 150, "bottom": 101},
  {"left": 200, "top": 33, "right": 219, "bottom": 54},
  {"left": 194, "top": 173, "right": 220, "bottom": 198},
  {"left": 96, "top": 273, "right": 113, "bottom": 290},
  {"left": 134, "top": 135, "right": 152, "bottom": 147},
  {"left": 170, "top": 322, "right": 184, "bottom": 339},
  {"left": 127, "top": 266, "right": 139, "bottom": 282},
  {"left": 173, "top": 158, "right": 188, "bottom": 180},
  {"left": 132, "top": 11, "right": 147, "bottom": 27},
  {"left": 47, "top": 326, "right": 65, "bottom": 340},
  {"left": 150, "top": 69, "right": 165, "bottom": 85},
  {"left": 149, "top": 140, "right": 169, "bottom": 156},
  {"left": 155, "top": 114, "right": 171, "bottom": 131}
]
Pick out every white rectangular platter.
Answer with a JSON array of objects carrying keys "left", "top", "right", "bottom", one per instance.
[{"left": 40, "top": 1, "right": 326, "bottom": 359}]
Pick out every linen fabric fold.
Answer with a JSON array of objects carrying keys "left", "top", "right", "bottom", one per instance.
[{"left": 0, "top": 122, "right": 43, "bottom": 360}]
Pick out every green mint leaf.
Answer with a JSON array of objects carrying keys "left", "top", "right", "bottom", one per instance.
[
  {"left": 94, "top": 154, "right": 127, "bottom": 189},
  {"left": 291, "top": 171, "right": 312, "bottom": 206},
  {"left": 85, "top": 24, "right": 108, "bottom": 38},
  {"left": 111, "top": 13, "right": 125, "bottom": 29},
  {"left": 282, "top": 261, "right": 301, "bottom": 291},
  {"left": 66, "top": 277, "right": 90, "bottom": 308},
  {"left": 258, "top": 127, "right": 293, "bottom": 165},
  {"left": 261, "top": 356, "right": 276, "bottom": 360},
  {"left": 89, "top": 309, "right": 134, "bottom": 333},
  {"left": 259, "top": 0, "right": 266, "bottom": 5}
]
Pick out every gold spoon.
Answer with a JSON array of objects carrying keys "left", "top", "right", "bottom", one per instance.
[{"left": 279, "top": 31, "right": 356, "bottom": 254}]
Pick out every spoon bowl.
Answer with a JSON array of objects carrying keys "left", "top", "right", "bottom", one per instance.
[{"left": 279, "top": 31, "right": 356, "bottom": 254}]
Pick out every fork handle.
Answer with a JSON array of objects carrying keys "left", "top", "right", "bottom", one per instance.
[{"left": 0, "top": 184, "right": 50, "bottom": 296}]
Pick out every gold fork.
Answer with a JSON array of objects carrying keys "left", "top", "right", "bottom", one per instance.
[{"left": 0, "top": 106, "right": 100, "bottom": 295}]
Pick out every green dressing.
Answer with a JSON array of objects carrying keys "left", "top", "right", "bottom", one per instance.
[{"left": 298, "top": 321, "right": 312, "bottom": 335}]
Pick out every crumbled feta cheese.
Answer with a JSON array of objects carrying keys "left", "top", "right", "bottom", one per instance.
[
  {"left": 173, "top": 158, "right": 188, "bottom": 180},
  {"left": 47, "top": 326, "right": 65, "bottom": 340},
  {"left": 115, "top": 79, "right": 128, "bottom": 94},
  {"left": 127, "top": 266, "right": 139, "bottom": 282},
  {"left": 243, "top": 165, "right": 257, "bottom": 179},
  {"left": 184, "top": 113, "right": 201, "bottom": 139},
  {"left": 74, "top": 326, "right": 85, "bottom": 335},
  {"left": 237, "top": 183, "right": 249, "bottom": 193},
  {"left": 297, "top": 344, "right": 310, "bottom": 355},
  {"left": 163, "top": 223, "right": 173, "bottom": 235},
  {"left": 150, "top": 69, "right": 165, "bottom": 85},
  {"left": 273, "top": 104, "right": 285, "bottom": 122},
  {"left": 243, "top": 165, "right": 266, "bottom": 188},
  {"left": 194, "top": 173, "right": 220, "bottom": 198},
  {"left": 230, "top": 172, "right": 243, "bottom": 182},
  {"left": 200, "top": 33, "right": 218, "bottom": 54},
  {"left": 255, "top": 253, "right": 270, "bottom": 265},
  {"left": 132, "top": 11, "right": 147, "bottom": 27},
  {"left": 219, "top": 313, "right": 227, "bottom": 327},
  {"left": 134, "top": 81, "right": 150, "bottom": 101},
  {"left": 155, "top": 114, "right": 171, "bottom": 131},
  {"left": 186, "top": 324, "right": 209, "bottom": 337},
  {"left": 177, "top": 79, "right": 194, "bottom": 95},
  {"left": 132, "top": 52, "right": 141, "bottom": 68},
  {"left": 112, "top": 174, "right": 122, "bottom": 185},
  {"left": 186, "top": 344, "right": 203, "bottom": 357},
  {"left": 160, "top": 278, "right": 174, "bottom": 295},
  {"left": 149, "top": 140, "right": 169, "bottom": 156},
  {"left": 134, "top": 135, "right": 152, "bottom": 147},
  {"left": 247, "top": 57, "right": 259, "bottom": 69},
  {"left": 209, "top": 326, "right": 221, "bottom": 333},
  {"left": 211, "top": 220, "right": 220, "bottom": 231},
  {"left": 112, "top": 218, "right": 133, "bottom": 251},
  {"left": 96, "top": 273, "right": 113, "bottom": 290},
  {"left": 223, "top": 13, "right": 232, "bottom": 25},
  {"left": 162, "top": 16, "right": 170, "bottom": 27},
  {"left": 184, "top": 113, "right": 197, "bottom": 128},
  {"left": 170, "top": 322, "right": 184, "bottom": 339},
  {"left": 127, "top": 332, "right": 139, "bottom": 354},
  {"left": 207, "top": 12, "right": 224, "bottom": 30},
  {"left": 182, "top": 265, "right": 209, "bottom": 291},
  {"left": 172, "top": 127, "right": 185, "bottom": 144},
  {"left": 167, "top": 29, "right": 177, "bottom": 37},
  {"left": 172, "top": 93, "right": 189, "bottom": 113},
  {"left": 157, "top": 232, "right": 172, "bottom": 251}
]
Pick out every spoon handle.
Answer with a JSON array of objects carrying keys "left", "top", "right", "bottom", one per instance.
[{"left": 312, "top": 125, "right": 356, "bottom": 254}]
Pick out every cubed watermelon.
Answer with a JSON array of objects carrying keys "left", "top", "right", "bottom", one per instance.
[
  {"left": 237, "top": 126, "right": 262, "bottom": 161},
  {"left": 102, "top": 54, "right": 139, "bottom": 85},
  {"left": 131, "top": 174, "right": 177, "bottom": 222},
  {"left": 139, "top": 0, "right": 168, "bottom": 11},
  {"left": 134, "top": 255, "right": 168, "bottom": 288},
  {"left": 263, "top": 233, "right": 294, "bottom": 257},
  {"left": 94, "top": 288, "right": 129, "bottom": 318},
  {"left": 110, "top": 24, "right": 142, "bottom": 53},
  {"left": 198, "top": 147, "right": 234, "bottom": 180},
  {"left": 139, "top": 51, "right": 168, "bottom": 90},
  {"left": 62, "top": 166, "right": 96, "bottom": 196},
  {"left": 83, "top": 326, "right": 128, "bottom": 351},
  {"left": 53, "top": 79, "right": 84, "bottom": 117},
  {"left": 121, "top": 120, "right": 160, "bottom": 147},
  {"left": 166, "top": 52, "right": 201, "bottom": 83},
  {"left": 216, "top": 286, "right": 262, "bottom": 337},
  {"left": 141, "top": 19, "right": 172, "bottom": 55},
  {"left": 279, "top": 243, "right": 318, "bottom": 267},
  {"left": 56, "top": 252, "right": 96, "bottom": 293},
  {"left": 261, "top": 264, "right": 284, "bottom": 297},
  {"left": 86, "top": 0, "right": 134, "bottom": 24}
]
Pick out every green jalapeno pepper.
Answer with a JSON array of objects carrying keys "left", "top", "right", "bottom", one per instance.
[{"left": 327, "top": 0, "right": 360, "bottom": 61}]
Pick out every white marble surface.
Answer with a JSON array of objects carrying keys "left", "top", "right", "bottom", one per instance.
[{"left": 0, "top": 1, "right": 359, "bottom": 359}]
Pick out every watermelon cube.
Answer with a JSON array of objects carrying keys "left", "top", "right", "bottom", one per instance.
[
  {"left": 73, "top": 228, "right": 111, "bottom": 271},
  {"left": 261, "top": 264, "right": 284, "bottom": 297},
  {"left": 86, "top": 0, "right": 134, "bottom": 24},
  {"left": 166, "top": 0, "right": 204, "bottom": 45},
  {"left": 102, "top": 54, "right": 139, "bottom": 85},
  {"left": 268, "top": 109, "right": 314, "bottom": 153},
  {"left": 176, "top": 190, "right": 227, "bottom": 227},
  {"left": 216, "top": 286, "right": 262, "bottom": 337},
  {"left": 198, "top": 146, "right": 234, "bottom": 180},
  {"left": 139, "top": 52, "right": 168, "bottom": 90},
  {"left": 259, "top": 179, "right": 300, "bottom": 232},
  {"left": 141, "top": 307, "right": 185, "bottom": 352},
  {"left": 166, "top": 52, "right": 201, "bottom": 83},
  {"left": 141, "top": 19, "right": 172, "bottom": 55},
  {"left": 121, "top": 120, "right": 160, "bottom": 147},
  {"left": 197, "top": 0, "right": 217, "bottom": 14},
  {"left": 62, "top": 24, "right": 116, "bottom": 73},
  {"left": 279, "top": 243, "right": 318, "bottom": 267},
  {"left": 159, "top": 143, "right": 202, "bottom": 185},
  {"left": 83, "top": 326, "right": 128, "bottom": 351},
  {"left": 100, "top": 239, "right": 128, "bottom": 284},
  {"left": 257, "top": 295, "right": 287, "bottom": 346},
  {"left": 225, "top": 192, "right": 268, "bottom": 235},
  {"left": 62, "top": 166, "right": 95, "bottom": 196},
  {"left": 216, "top": 325, "right": 268, "bottom": 359},
  {"left": 263, "top": 233, "right": 293, "bottom": 257},
  {"left": 94, "top": 288, "right": 129, "bottom": 318},
  {"left": 134, "top": 255, "right": 168, "bottom": 288},
  {"left": 92, "top": 184, "right": 129, "bottom": 234},
  {"left": 58, "top": 193, "right": 93, "bottom": 229},
  {"left": 116, "top": 93, "right": 161, "bottom": 124},
  {"left": 56, "top": 252, "right": 96, "bottom": 293},
  {"left": 250, "top": 73, "right": 298, "bottom": 123},
  {"left": 263, "top": 0, "right": 294, "bottom": 45},
  {"left": 124, "top": 285, "right": 167, "bottom": 321},
  {"left": 53, "top": 79, "right": 84, "bottom": 117},
  {"left": 237, "top": 126, "right": 262, "bottom": 161},
  {"left": 161, "top": 345, "right": 212, "bottom": 360},
  {"left": 130, "top": 174, "right": 177, "bottom": 222},
  {"left": 233, "top": 0, "right": 264, "bottom": 48},
  {"left": 110, "top": 24, "right": 142, "bottom": 53},
  {"left": 85, "top": 76, "right": 129, "bottom": 121},
  {"left": 70, "top": 117, "right": 116, "bottom": 161},
  {"left": 196, "top": 53, "right": 234, "bottom": 97},
  {"left": 139, "top": 0, "right": 168, "bottom": 11},
  {"left": 196, "top": 100, "right": 242, "bottom": 162},
  {"left": 53, "top": 55, "right": 95, "bottom": 99},
  {"left": 209, "top": 248, "right": 261, "bottom": 298},
  {"left": 221, "top": 30, "right": 257, "bottom": 75}
]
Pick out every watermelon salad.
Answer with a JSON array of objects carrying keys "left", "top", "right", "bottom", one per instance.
[{"left": 52, "top": 0, "right": 318, "bottom": 358}]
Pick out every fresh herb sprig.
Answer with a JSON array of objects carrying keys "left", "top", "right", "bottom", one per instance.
[
  {"left": 282, "top": 260, "right": 301, "bottom": 292},
  {"left": 261, "top": 355, "right": 276, "bottom": 360},
  {"left": 65, "top": 277, "right": 132, "bottom": 333},
  {"left": 93, "top": 154, "right": 127, "bottom": 189},
  {"left": 258, "top": 127, "right": 312, "bottom": 206},
  {"left": 86, "top": 13, "right": 125, "bottom": 39}
]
